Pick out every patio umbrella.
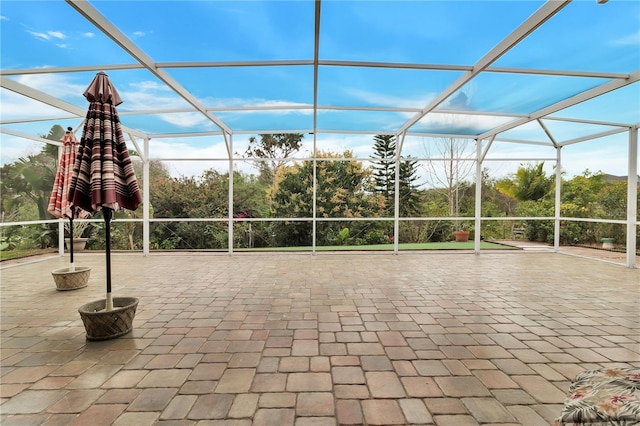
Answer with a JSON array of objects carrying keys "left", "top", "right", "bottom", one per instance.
[
  {"left": 48, "top": 127, "right": 87, "bottom": 272},
  {"left": 69, "top": 71, "right": 142, "bottom": 311}
]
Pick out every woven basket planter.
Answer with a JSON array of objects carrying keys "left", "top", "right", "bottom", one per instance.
[
  {"left": 51, "top": 267, "right": 91, "bottom": 291},
  {"left": 78, "top": 297, "right": 139, "bottom": 341}
]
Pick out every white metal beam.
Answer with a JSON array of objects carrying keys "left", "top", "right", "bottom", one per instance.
[
  {"left": 474, "top": 139, "right": 482, "bottom": 255},
  {"left": 0, "top": 128, "right": 63, "bottom": 147},
  {"left": 626, "top": 127, "right": 638, "bottom": 268},
  {"left": 0, "top": 64, "right": 143, "bottom": 75},
  {"left": 558, "top": 127, "right": 630, "bottom": 147},
  {"left": 3, "top": 60, "right": 626, "bottom": 80},
  {"left": 542, "top": 116, "right": 633, "bottom": 128},
  {"left": 313, "top": 0, "right": 321, "bottom": 140},
  {"left": 536, "top": 118, "right": 558, "bottom": 148}
]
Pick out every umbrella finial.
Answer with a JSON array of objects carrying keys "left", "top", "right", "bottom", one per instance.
[{"left": 84, "top": 71, "right": 123, "bottom": 106}]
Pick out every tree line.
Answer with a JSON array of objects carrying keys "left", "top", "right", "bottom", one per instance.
[{"left": 1, "top": 125, "right": 637, "bottom": 253}]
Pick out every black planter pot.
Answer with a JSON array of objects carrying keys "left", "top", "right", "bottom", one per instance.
[{"left": 78, "top": 297, "right": 139, "bottom": 341}]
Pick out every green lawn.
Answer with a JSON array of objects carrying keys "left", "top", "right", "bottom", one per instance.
[
  {"left": 0, "top": 248, "right": 57, "bottom": 261},
  {"left": 238, "top": 241, "right": 517, "bottom": 252}
]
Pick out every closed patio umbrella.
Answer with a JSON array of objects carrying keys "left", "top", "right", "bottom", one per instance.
[
  {"left": 69, "top": 71, "right": 142, "bottom": 310},
  {"left": 48, "top": 127, "right": 87, "bottom": 272}
]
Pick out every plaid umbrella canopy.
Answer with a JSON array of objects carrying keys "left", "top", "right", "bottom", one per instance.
[
  {"left": 68, "top": 71, "right": 142, "bottom": 310},
  {"left": 48, "top": 127, "right": 87, "bottom": 271}
]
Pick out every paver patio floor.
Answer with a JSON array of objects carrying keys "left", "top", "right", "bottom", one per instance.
[{"left": 1, "top": 251, "right": 638, "bottom": 425}]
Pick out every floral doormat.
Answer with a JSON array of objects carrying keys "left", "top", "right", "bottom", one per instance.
[{"left": 555, "top": 367, "right": 640, "bottom": 425}]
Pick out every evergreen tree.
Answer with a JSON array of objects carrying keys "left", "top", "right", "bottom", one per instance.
[
  {"left": 371, "top": 135, "right": 421, "bottom": 216},
  {"left": 372, "top": 135, "right": 396, "bottom": 209},
  {"left": 398, "top": 157, "right": 420, "bottom": 216}
]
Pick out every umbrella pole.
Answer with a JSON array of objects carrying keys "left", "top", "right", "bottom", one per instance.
[
  {"left": 68, "top": 216, "right": 75, "bottom": 272},
  {"left": 104, "top": 208, "right": 113, "bottom": 311}
]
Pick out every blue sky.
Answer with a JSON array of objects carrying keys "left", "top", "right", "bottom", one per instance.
[{"left": 1, "top": 0, "right": 638, "bottom": 180}]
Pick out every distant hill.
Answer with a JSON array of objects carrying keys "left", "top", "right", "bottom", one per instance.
[{"left": 604, "top": 174, "right": 640, "bottom": 183}]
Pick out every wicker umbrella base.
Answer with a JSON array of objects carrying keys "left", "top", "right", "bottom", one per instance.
[
  {"left": 78, "top": 297, "right": 139, "bottom": 341},
  {"left": 52, "top": 266, "right": 91, "bottom": 290}
]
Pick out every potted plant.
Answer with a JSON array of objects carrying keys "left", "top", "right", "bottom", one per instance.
[
  {"left": 64, "top": 216, "right": 92, "bottom": 251},
  {"left": 453, "top": 222, "right": 470, "bottom": 242},
  {"left": 600, "top": 237, "right": 615, "bottom": 250}
]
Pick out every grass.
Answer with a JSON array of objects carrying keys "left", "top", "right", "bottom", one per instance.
[
  {"left": 0, "top": 248, "right": 57, "bottom": 261},
  {"left": 237, "top": 241, "right": 517, "bottom": 252}
]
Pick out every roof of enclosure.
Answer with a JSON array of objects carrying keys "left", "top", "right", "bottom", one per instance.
[{"left": 1, "top": 0, "right": 639, "bottom": 161}]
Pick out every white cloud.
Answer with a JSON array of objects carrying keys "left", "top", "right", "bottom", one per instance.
[
  {"left": 145, "top": 138, "right": 233, "bottom": 177},
  {"left": 27, "top": 30, "right": 50, "bottom": 40},
  {"left": 415, "top": 112, "right": 514, "bottom": 134},
  {"left": 344, "top": 87, "right": 435, "bottom": 109},
  {"left": 132, "top": 31, "right": 146, "bottom": 38},
  {"left": 0, "top": 135, "right": 51, "bottom": 166},
  {"left": 15, "top": 73, "right": 85, "bottom": 99},
  {"left": 0, "top": 88, "right": 72, "bottom": 119},
  {"left": 121, "top": 81, "right": 312, "bottom": 129},
  {"left": 83, "top": 32, "right": 95, "bottom": 38},
  {"left": 158, "top": 112, "right": 210, "bottom": 128},
  {"left": 48, "top": 31, "right": 66, "bottom": 40},
  {"left": 26, "top": 29, "right": 67, "bottom": 41},
  {"left": 120, "top": 81, "right": 191, "bottom": 112},
  {"left": 129, "top": 81, "right": 170, "bottom": 92},
  {"left": 612, "top": 29, "right": 640, "bottom": 46}
]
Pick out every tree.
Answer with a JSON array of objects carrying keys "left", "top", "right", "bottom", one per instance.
[
  {"left": 149, "top": 170, "right": 228, "bottom": 249},
  {"left": 497, "top": 162, "right": 553, "bottom": 202},
  {"left": 371, "top": 135, "right": 421, "bottom": 217},
  {"left": 0, "top": 125, "right": 65, "bottom": 249},
  {"left": 268, "top": 150, "right": 386, "bottom": 247},
  {"left": 1, "top": 125, "right": 63, "bottom": 222},
  {"left": 398, "top": 158, "right": 421, "bottom": 217},
  {"left": 241, "top": 133, "right": 304, "bottom": 185},
  {"left": 560, "top": 170, "right": 632, "bottom": 245},
  {"left": 494, "top": 162, "right": 554, "bottom": 242},
  {"left": 422, "top": 137, "right": 476, "bottom": 219},
  {"left": 372, "top": 135, "right": 396, "bottom": 208},
  {"left": 147, "top": 167, "right": 268, "bottom": 250}
]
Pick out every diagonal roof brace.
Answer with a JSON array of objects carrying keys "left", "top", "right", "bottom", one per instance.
[
  {"left": 396, "top": 0, "right": 571, "bottom": 136},
  {"left": 479, "top": 70, "right": 640, "bottom": 140},
  {"left": 65, "top": 0, "right": 234, "bottom": 155},
  {"left": 0, "top": 76, "right": 148, "bottom": 140},
  {"left": 536, "top": 118, "right": 558, "bottom": 148}
]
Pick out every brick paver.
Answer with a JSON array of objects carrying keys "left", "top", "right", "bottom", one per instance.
[{"left": 1, "top": 251, "right": 638, "bottom": 424}]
